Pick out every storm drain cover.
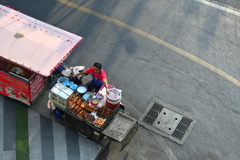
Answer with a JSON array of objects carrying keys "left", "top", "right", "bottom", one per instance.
[
  {"left": 139, "top": 98, "right": 196, "bottom": 145},
  {"left": 152, "top": 108, "right": 183, "bottom": 135}
]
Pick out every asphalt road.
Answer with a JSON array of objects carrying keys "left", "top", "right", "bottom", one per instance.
[
  {"left": 208, "top": 0, "right": 240, "bottom": 9},
  {"left": 1, "top": 0, "right": 240, "bottom": 159}
]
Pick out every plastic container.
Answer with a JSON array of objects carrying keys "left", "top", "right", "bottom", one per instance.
[
  {"left": 83, "top": 92, "right": 92, "bottom": 100},
  {"left": 105, "top": 100, "right": 120, "bottom": 109},
  {"left": 73, "top": 66, "right": 85, "bottom": 79},
  {"left": 98, "top": 99, "right": 106, "bottom": 108},
  {"left": 105, "top": 88, "right": 121, "bottom": 109},
  {"left": 61, "top": 68, "right": 72, "bottom": 77},
  {"left": 70, "top": 84, "right": 78, "bottom": 91},
  {"left": 90, "top": 98, "right": 99, "bottom": 107},
  {"left": 63, "top": 80, "right": 72, "bottom": 87},
  {"left": 57, "top": 77, "right": 69, "bottom": 84}
]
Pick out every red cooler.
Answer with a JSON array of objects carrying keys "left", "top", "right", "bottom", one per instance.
[{"left": 105, "top": 88, "right": 121, "bottom": 109}]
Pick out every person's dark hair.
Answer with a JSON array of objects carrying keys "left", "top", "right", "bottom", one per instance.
[{"left": 93, "top": 62, "right": 102, "bottom": 70}]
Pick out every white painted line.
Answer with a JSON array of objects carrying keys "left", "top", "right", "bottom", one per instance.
[
  {"left": 195, "top": 0, "right": 240, "bottom": 16},
  {"left": 3, "top": 150, "right": 16, "bottom": 160},
  {"left": 78, "top": 134, "right": 101, "bottom": 160},
  {"left": 53, "top": 122, "right": 68, "bottom": 160},
  {"left": 28, "top": 109, "right": 42, "bottom": 160}
]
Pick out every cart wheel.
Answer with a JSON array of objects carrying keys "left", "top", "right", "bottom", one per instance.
[{"left": 75, "top": 123, "right": 93, "bottom": 138}]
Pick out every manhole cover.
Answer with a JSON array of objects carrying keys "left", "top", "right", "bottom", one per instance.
[
  {"left": 138, "top": 98, "right": 196, "bottom": 145},
  {"left": 152, "top": 108, "right": 183, "bottom": 135}
]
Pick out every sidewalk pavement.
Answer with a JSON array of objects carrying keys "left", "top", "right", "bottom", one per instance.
[
  {"left": 0, "top": 95, "right": 107, "bottom": 160},
  {"left": 0, "top": 78, "right": 171, "bottom": 160}
]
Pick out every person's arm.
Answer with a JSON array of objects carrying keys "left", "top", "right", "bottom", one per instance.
[
  {"left": 71, "top": 70, "right": 86, "bottom": 78},
  {"left": 103, "top": 79, "right": 110, "bottom": 95}
]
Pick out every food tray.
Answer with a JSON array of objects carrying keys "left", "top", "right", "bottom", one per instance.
[{"left": 103, "top": 112, "right": 137, "bottom": 142}]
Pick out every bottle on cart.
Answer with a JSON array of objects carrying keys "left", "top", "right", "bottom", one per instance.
[{"left": 98, "top": 99, "right": 106, "bottom": 108}]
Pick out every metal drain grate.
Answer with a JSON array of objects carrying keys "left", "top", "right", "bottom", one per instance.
[
  {"left": 138, "top": 98, "right": 196, "bottom": 145},
  {"left": 142, "top": 102, "right": 163, "bottom": 125},
  {"left": 172, "top": 117, "right": 193, "bottom": 140}
]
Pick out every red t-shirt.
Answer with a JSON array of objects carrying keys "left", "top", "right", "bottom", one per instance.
[{"left": 85, "top": 67, "right": 107, "bottom": 83}]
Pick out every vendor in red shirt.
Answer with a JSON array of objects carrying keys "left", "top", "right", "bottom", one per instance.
[{"left": 72, "top": 62, "right": 110, "bottom": 94}]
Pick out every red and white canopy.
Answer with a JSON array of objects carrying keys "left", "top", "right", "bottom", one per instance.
[{"left": 0, "top": 5, "right": 83, "bottom": 77}]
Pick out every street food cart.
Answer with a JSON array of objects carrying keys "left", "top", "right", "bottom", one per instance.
[
  {"left": 0, "top": 4, "right": 82, "bottom": 105},
  {"left": 0, "top": 4, "right": 138, "bottom": 150},
  {"left": 49, "top": 81, "right": 138, "bottom": 150}
]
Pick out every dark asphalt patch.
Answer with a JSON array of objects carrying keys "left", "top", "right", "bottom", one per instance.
[
  {"left": 40, "top": 115, "right": 55, "bottom": 160},
  {"left": 3, "top": 97, "right": 16, "bottom": 151}
]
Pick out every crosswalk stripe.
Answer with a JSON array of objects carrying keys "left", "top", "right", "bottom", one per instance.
[
  {"left": 53, "top": 121, "right": 68, "bottom": 160},
  {"left": 3, "top": 150, "right": 16, "bottom": 160},
  {"left": 0, "top": 96, "right": 103, "bottom": 160},
  {"left": 28, "top": 109, "right": 42, "bottom": 160},
  {"left": 78, "top": 134, "right": 102, "bottom": 160}
]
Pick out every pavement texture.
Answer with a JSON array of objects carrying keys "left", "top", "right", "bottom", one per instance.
[
  {"left": 0, "top": 95, "right": 106, "bottom": 160},
  {"left": 0, "top": 78, "right": 171, "bottom": 160},
  {"left": 208, "top": 0, "right": 240, "bottom": 10},
  {"left": 29, "top": 77, "right": 171, "bottom": 160},
  {"left": 1, "top": 0, "right": 240, "bottom": 159}
]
